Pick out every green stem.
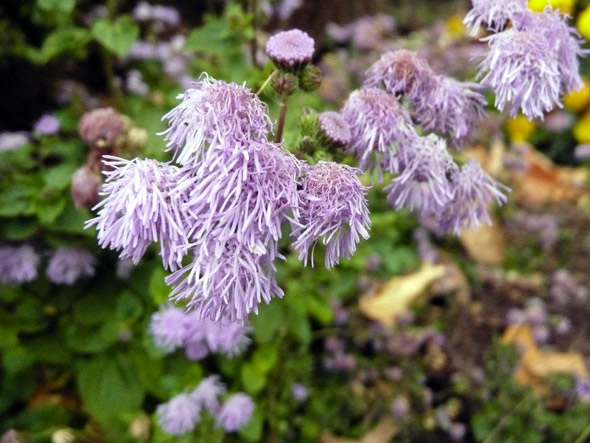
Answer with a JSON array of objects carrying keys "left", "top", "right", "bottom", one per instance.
[
  {"left": 275, "top": 95, "right": 289, "bottom": 143},
  {"left": 100, "top": 46, "right": 123, "bottom": 108},
  {"left": 573, "top": 421, "right": 590, "bottom": 443},
  {"left": 249, "top": 0, "right": 259, "bottom": 68},
  {"left": 482, "top": 393, "right": 533, "bottom": 443},
  {"left": 256, "top": 70, "right": 276, "bottom": 95}
]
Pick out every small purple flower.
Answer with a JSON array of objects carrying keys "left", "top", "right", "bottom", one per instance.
[
  {"left": 126, "top": 70, "right": 149, "bottom": 97},
  {"left": 151, "top": 5, "right": 180, "bottom": 26},
  {"left": 292, "top": 161, "right": 371, "bottom": 269},
  {"left": 265, "top": 29, "right": 315, "bottom": 71},
  {"left": 156, "top": 393, "right": 201, "bottom": 436},
  {"left": 318, "top": 111, "right": 351, "bottom": 147},
  {"left": 449, "top": 422, "right": 467, "bottom": 441},
  {"left": 351, "top": 14, "right": 396, "bottom": 51},
  {"left": 291, "top": 383, "right": 308, "bottom": 402},
  {"left": 33, "top": 114, "right": 60, "bottom": 136},
  {"left": 71, "top": 165, "right": 102, "bottom": 210},
  {"left": 205, "top": 321, "right": 251, "bottom": 357},
  {"left": 340, "top": 87, "right": 413, "bottom": 175},
  {"left": 385, "top": 135, "right": 457, "bottom": 214},
  {"left": 215, "top": 393, "right": 255, "bottom": 432},
  {"left": 185, "top": 340, "right": 209, "bottom": 361},
  {"left": 191, "top": 375, "right": 227, "bottom": 413},
  {"left": 390, "top": 396, "right": 409, "bottom": 419},
  {"left": 463, "top": 0, "right": 527, "bottom": 34},
  {"left": 0, "top": 132, "right": 28, "bottom": 152},
  {"left": 161, "top": 75, "right": 272, "bottom": 167},
  {"left": 150, "top": 305, "right": 189, "bottom": 352},
  {"left": 46, "top": 247, "right": 96, "bottom": 285},
  {"left": 0, "top": 245, "right": 39, "bottom": 285},
  {"left": 576, "top": 379, "right": 590, "bottom": 404},
  {"left": 86, "top": 156, "right": 187, "bottom": 270},
  {"left": 574, "top": 144, "right": 590, "bottom": 161},
  {"left": 436, "top": 159, "right": 509, "bottom": 234}
]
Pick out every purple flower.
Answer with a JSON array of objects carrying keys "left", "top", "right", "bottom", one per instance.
[
  {"left": 126, "top": 70, "right": 149, "bottom": 97},
  {"left": 436, "top": 159, "right": 509, "bottom": 234},
  {"left": 0, "top": 245, "right": 39, "bottom": 285},
  {"left": 0, "top": 132, "right": 28, "bottom": 152},
  {"left": 449, "top": 422, "right": 467, "bottom": 441},
  {"left": 478, "top": 29, "right": 561, "bottom": 120},
  {"left": 291, "top": 383, "right": 308, "bottom": 402},
  {"left": 86, "top": 156, "right": 187, "bottom": 270},
  {"left": 292, "top": 161, "right": 370, "bottom": 269},
  {"left": 150, "top": 305, "right": 189, "bottom": 352},
  {"left": 265, "top": 29, "right": 315, "bottom": 71},
  {"left": 340, "top": 87, "right": 413, "bottom": 175},
  {"left": 577, "top": 379, "right": 590, "bottom": 404},
  {"left": 151, "top": 5, "right": 180, "bottom": 26},
  {"left": 46, "top": 247, "right": 96, "bottom": 285},
  {"left": 574, "top": 144, "right": 590, "bottom": 161},
  {"left": 191, "top": 375, "right": 227, "bottom": 413},
  {"left": 215, "top": 393, "right": 254, "bottom": 432},
  {"left": 463, "top": 0, "right": 527, "bottom": 34},
  {"left": 156, "top": 393, "right": 201, "bottom": 436},
  {"left": 205, "top": 321, "right": 251, "bottom": 357},
  {"left": 318, "top": 111, "right": 351, "bottom": 147},
  {"left": 161, "top": 75, "right": 272, "bottom": 167},
  {"left": 385, "top": 135, "right": 457, "bottom": 214},
  {"left": 390, "top": 396, "right": 409, "bottom": 419},
  {"left": 78, "top": 107, "right": 126, "bottom": 148},
  {"left": 351, "top": 14, "right": 396, "bottom": 51},
  {"left": 364, "top": 50, "right": 435, "bottom": 101},
  {"left": 33, "top": 114, "right": 60, "bottom": 136}
]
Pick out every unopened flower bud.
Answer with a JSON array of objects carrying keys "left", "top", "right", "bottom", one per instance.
[
  {"left": 271, "top": 71, "right": 298, "bottom": 96},
  {"left": 78, "top": 107, "right": 126, "bottom": 149},
  {"left": 298, "top": 65, "right": 323, "bottom": 92},
  {"left": 126, "top": 127, "right": 148, "bottom": 151},
  {"left": 71, "top": 165, "right": 102, "bottom": 209},
  {"left": 265, "top": 29, "right": 315, "bottom": 72}
]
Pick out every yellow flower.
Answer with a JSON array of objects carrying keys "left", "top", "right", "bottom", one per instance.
[
  {"left": 446, "top": 14, "right": 466, "bottom": 37},
  {"left": 573, "top": 113, "right": 590, "bottom": 144},
  {"left": 529, "top": 0, "right": 575, "bottom": 14},
  {"left": 506, "top": 115, "right": 536, "bottom": 142},
  {"left": 577, "top": 6, "right": 590, "bottom": 41},
  {"left": 564, "top": 77, "right": 590, "bottom": 112}
]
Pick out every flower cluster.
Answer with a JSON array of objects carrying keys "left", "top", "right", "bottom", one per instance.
[
  {"left": 150, "top": 305, "right": 250, "bottom": 360},
  {"left": 0, "top": 245, "right": 40, "bottom": 285},
  {"left": 466, "top": 0, "right": 586, "bottom": 119},
  {"left": 156, "top": 375, "right": 254, "bottom": 436},
  {"left": 339, "top": 49, "right": 508, "bottom": 233},
  {"left": 89, "top": 72, "right": 371, "bottom": 322}
]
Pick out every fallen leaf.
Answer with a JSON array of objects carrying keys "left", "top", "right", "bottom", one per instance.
[
  {"left": 459, "top": 216, "right": 506, "bottom": 265},
  {"left": 502, "top": 324, "right": 588, "bottom": 393},
  {"left": 359, "top": 264, "right": 446, "bottom": 327},
  {"left": 321, "top": 418, "right": 398, "bottom": 443}
]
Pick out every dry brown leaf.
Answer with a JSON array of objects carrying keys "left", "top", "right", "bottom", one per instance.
[
  {"left": 359, "top": 264, "right": 446, "bottom": 327},
  {"left": 321, "top": 418, "right": 398, "bottom": 443},
  {"left": 502, "top": 324, "right": 588, "bottom": 393},
  {"left": 459, "top": 216, "right": 506, "bottom": 265}
]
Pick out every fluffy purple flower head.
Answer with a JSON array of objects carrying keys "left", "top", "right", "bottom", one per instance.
[
  {"left": 364, "top": 50, "right": 435, "bottom": 100},
  {"left": 150, "top": 305, "right": 189, "bottom": 352},
  {"left": 46, "top": 247, "right": 96, "bottom": 285},
  {"left": 190, "top": 375, "right": 227, "bottom": 413},
  {"left": 161, "top": 75, "right": 272, "bottom": 167},
  {"left": 351, "top": 14, "right": 396, "bottom": 51},
  {"left": 340, "top": 87, "right": 413, "bottom": 175},
  {"left": 205, "top": 321, "right": 251, "bottom": 357},
  {"left": 265, "top": 29, "right": 315, "bottom": 72},
  {"left": 215, "top": 393, "right": 254, "bottom": 432},
  {"left": 78, "top": 107, "right": 126, "bottom": 148},
  {"left": 478, "top": 29, "right": 561, "bottom": 119},
  {"left": 385, "top": 135, "right": 457, "bottom": 214},
  {"left": 166, "top": 236, "right": 283, "bottom": 322},
  {"left": 156, "top": 393, "right": 201, "bottom": 436},
  {"left": 86, "top": 156, "right": 187, "bottom": 270},
  {"left": 0, "top": 245, "right": 39, "bottom": 285},
  {"left": 576, "top": 379, "right": 590, "bottom": 404},
  {"left": 463, "top": 0, "right": 527, "bottom": 34},
  {"left": 34, "top": 114, "right": 60, "bottom": 136},
  {"left": 71, "top": 165, "right": 102, "bottom": 209},
  {"left": 318, "top": 111, "right": 351, "bottom": 147},
  {"left": 292, "top": 161, "right": 371, "bottom": 269},
  {"left": 291, "top": 383, "right": 309, "bottom": 402},
  {"left": 409, "top": 76, "right": 487, "bottom": 147},
  {"left": 437, "top": 159, "right": 509, "bottom": 234}
]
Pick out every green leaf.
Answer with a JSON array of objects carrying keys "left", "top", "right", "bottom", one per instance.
[
  {"left": 240, "top": 362, "right": 266, "bottom": 395},
  {"left": 92, "top": 16, "right": 139, "bottom": 58},
  {"left": 40, "top": 27, "right": 91, "bottom": 62},
  {"left": 251, "top": 345, "right": 278, "bottom": 374},
  {"left": 77, "top": 353, "right": 144, "bottom": 424},
  {"left": 42, "top": 163, "right": 77, "bottom": 190},
  {"left": 250, "top": 301, "right": 284, "bottom": 343},
  {"left": 115, "top": 290, "right": 143, "bottom": 323},
  {"left": 184, "top": 17, "right": 241, "bottom": 54},
  {"left": 238, "top": 407, "right": 263, "bottom": 442},
  {"left": 36, "top": 0, "right": 76, "bottom": 15},
  {"left": 149, "top": 267, "right": 170, "bottom": 304}
]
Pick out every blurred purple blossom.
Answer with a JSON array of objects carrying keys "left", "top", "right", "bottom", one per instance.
[
  {"left": 391, "top": 396, "right": 410, "bottom": 419},
  {"left": 291, "top": 383, "right": 309, "bottom": 402},
  {"left": 126, "top": 70, "right": 149, "bottom": 96},
  {"left": 0, "top": 245, "right": 39, "bottom": 285},
  {"left": 576, "top": 379, "right": 590, "bottom": 404},
  {"left": 190, "top": 375, "right": 227, "bottom": 414},
  {"left": 215, "top": 393, "right": 254, "bottom": 432},
  {"left": 0, "top": 132, "right": 28, "bottom": 152},
  {"left": 156, "top": 393, "right": 201, "bottom": 436},
  {"left": 33, "top": 114, "right": 60, "bottom": 136},
  {"left": 150, "top": 305, "right": 189, "bottom": 352},
  {"left": 46, "top": 247, "right": 96, "bottom": 285},
  {"left": 71, "top": 165, "right": 102, "bottom": 209}
]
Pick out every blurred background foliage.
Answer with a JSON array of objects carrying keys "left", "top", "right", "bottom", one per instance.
[{"left": 2, "top": 0, "right": 590, "bottom": 442}]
